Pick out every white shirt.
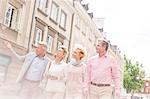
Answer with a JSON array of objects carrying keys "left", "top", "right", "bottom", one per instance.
[{"left": 45, "top": 60, "right": 68, "bottom": 92}]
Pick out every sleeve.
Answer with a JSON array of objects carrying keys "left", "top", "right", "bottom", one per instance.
[
  {"left": 10, "top": 47, "right": 26, "bottom": 62},
  {"left": 86, "top": 59, "right": 92, "bottom": 84},
  {"left": 111, "top": 59, "right": 121, "bottom": 97},
  {"left": 82, "top": 63, "right": 89, "bottom": 91}
]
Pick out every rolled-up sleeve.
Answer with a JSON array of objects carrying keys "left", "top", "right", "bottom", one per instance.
[
  {"left": 86, "top": 60, "right": 92, "bottom": 86},
  {"left": 111, "top": 59, "right": 121, "bottom": 97}
]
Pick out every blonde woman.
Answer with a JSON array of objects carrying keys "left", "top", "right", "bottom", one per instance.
[
  {"left": 43, "top": 46, "right": 68, "bottom": 99},
  {"left": 65, "top": 44, "right": 88, "bottom": 99}
]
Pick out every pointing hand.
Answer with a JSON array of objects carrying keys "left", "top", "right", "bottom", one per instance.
[{"left": 4, "top": 41, "right": 12, "bottom": 49}]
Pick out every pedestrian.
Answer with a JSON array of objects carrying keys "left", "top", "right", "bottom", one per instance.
[
  {"left": 43, "top": 45, "right": 68, "bottom": 99},
  {"left": 5, "top": 41, "right": 50, "bottom": 99},
  {"left": 87, "top": 38, "right": 121, "bottom": 99},
  {"left": 65, "top": 44, "right": 88, "bottom": 99}
]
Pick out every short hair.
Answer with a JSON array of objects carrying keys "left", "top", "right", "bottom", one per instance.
[
  {"left": 38, "top": 41, "right": 47, "bottom": 48},
  {"left": 97, "top": 38, "right": 109, "bottom": 51}
]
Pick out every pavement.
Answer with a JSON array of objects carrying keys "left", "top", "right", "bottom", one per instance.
[{"left": 0, "top": 83, "right": 20, "bottom": 99}]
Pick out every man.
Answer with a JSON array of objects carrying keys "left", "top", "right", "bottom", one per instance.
[
  {"left": 6, "top": 41, "right": 50, "bottom": 99},
  {"left": 87, "top": 38, "right": 121, "bottom": 99}
]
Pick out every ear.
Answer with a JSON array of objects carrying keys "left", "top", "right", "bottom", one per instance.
[
  {"left": 79, "top": 53, "right": 84, "bottom": 59},
  {"left": 63, "top": 53, "right": 66, "bottom": 58}
]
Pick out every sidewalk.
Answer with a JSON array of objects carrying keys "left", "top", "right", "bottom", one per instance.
[{"left": 0, "top": 83, "right": 20, "bottom": 99}]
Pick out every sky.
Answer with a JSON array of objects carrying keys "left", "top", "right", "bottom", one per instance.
[{"left": 84, "top": 0, "right": 150, "bottom": 75}]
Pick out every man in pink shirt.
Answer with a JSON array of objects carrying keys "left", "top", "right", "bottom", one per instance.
[{"left": 87, "top": 38, "right": 121, "bottom": 99}]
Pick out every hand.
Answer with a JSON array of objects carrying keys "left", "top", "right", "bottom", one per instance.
[
  {"left": 4, "top": 41, "right": 12, "bottom": 49},
  {"left": 83, "top": 88, "right": 89, "bottom": 96},
  {"left": 115, "top": 91, "right": 121, "bottom": 99},
  {"left": 58, "top": 76, "right": 64, "bottom": 80},
  {"left": 49, "top": 75, "right": 58, "bottom": 80},
  {"left": 45, "top": 72, "right": 51, "bottom": 78}
]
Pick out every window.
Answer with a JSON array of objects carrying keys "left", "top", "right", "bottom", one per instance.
[
  {"left": 94, "top": 36, "right": 97, "bottom": 46},
  {"left": 76, "top": 15, "right": 80, "bottom": 28},
  {"left": 38, "top": 0, "right": 48, "bottom": 12},
  {"left": 86, "top": 26, "right": 88, "bottom": 33},
  {"left": 50, "top": 2, "right": 59, "bottom": 22},
  {"left": 82, "top": 23, "right": 86, "bottom": 35},
  {"left": 59, "top": 10, "right": 67, "bottom": 29},
  {"left": 34, "top": 27, "right": 43, "bottom": 46},
  {"left": 47, "top": 34, "right": 53, "bottom": 52},
  {"left": 4, "top": 4, "right": 19, "bottom": 30},
  {"left": 89, "top": 29, "right": 92, "bottom": 41},
  {"left": 0, "top": 54, "right": 11, "bottom": 82},
  {"left": 57, "top": 40, "right": 63, "bottom": 49},
  {"left": 39, "top": 0, "right": 48, "bottom": 10}
]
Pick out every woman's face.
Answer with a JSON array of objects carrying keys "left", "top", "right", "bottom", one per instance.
[
  {"left": 55, "top": 48, "right": 65, "bottom": 59},
  {"left": 72, "top": 49, "right": 83, "bottom": 60}
]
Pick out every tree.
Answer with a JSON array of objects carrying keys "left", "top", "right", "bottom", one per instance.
[{"left": 123, "top": 55, "right": 145, "bottom": 97}]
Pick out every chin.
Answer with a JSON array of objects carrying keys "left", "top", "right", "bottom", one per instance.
[{"left": 96, "top": 50, "right": 99, "bottom": 53}]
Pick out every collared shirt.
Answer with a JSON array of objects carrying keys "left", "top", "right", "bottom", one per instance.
[
  {"left": 25, "top": 56, "right": 46, "bottom": 81},
  {"left": 87, "top": 54, "right": 121, "bottom": 96}
]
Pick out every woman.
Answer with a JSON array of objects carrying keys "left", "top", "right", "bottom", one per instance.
[
  {"left": 65, "top": 44, "right": 88, "bottom": 99},
  {"left": 43, "top": 46, "right": 68, "bottom": 99}
]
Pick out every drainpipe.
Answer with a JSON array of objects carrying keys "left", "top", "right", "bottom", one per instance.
[
  {"left": 67, "top": 13, "right": 74, "bottom": 62},
  {"left": 27, "top": 0, "right": 37, "bottom": 52},
  {"left": 67, "top": 0, "right": 76, "bottom": 62}
]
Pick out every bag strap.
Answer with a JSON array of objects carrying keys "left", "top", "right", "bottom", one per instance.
[{"left": 43, "top": 61, "right": 51, "bottom": 75}]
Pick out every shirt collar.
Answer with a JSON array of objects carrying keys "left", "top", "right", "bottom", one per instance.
[
  {"left": 97, "top": 53, "right": 108, "bottom": 58},
  {"left": 36, "top": 55, "right": 46, "bottom": 60},
  {"left": 53, "top": 60, "right": 64, "bottom": 65}
]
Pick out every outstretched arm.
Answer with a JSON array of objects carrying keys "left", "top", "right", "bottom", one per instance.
[{"left": 5, "top": 41, "right": 26, "bottom": 62}]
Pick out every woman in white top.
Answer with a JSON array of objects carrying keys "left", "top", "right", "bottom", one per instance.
[
  {"left": 44, "top": 46, "right": 68, "bottom": 99},
  {"left": 65, "top": 44, "right": 88, "bottom": 99}
]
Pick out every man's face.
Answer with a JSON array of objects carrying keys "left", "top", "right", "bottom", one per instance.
[
  {"left": 96, "top": 41, "right": 106, "bottom": 54},
  {"left": 55, "top": 48, "right": 65, "bottom": 59},
  {"left": 35, "top": 44, "right": 46, "bottom": 56}
]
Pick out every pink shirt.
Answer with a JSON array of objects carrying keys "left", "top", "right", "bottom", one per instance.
[{"left": 87, "top": 54, "right": 121, "bottom": 96}]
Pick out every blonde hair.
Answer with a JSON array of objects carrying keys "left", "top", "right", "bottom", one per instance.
[
  {"left": 59, "top": 45, "right": 68, "bottom": 54},
  {"left": 73, "top": 44, "right": 87, "bottom": 58}
]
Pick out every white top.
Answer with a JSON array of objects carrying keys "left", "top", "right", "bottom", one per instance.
[{"left": 45, "top": 60, "right": 67, "bottom": 92}]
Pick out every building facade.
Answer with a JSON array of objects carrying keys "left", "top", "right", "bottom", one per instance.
[
  {"left": 143, "top": 78, "right": 150, "bottom": 94},
  {"left": 0, "top": 0, "right": 33, "bottom": 83},
  {"left": 68, "top": 0, "right": 103, "bottom": 60},
  {"left": 0, "top": 0, "right": 123, "bottom": 88},
  {"left": 0, "top": 0, "right": 74, "bottom": 83}
]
